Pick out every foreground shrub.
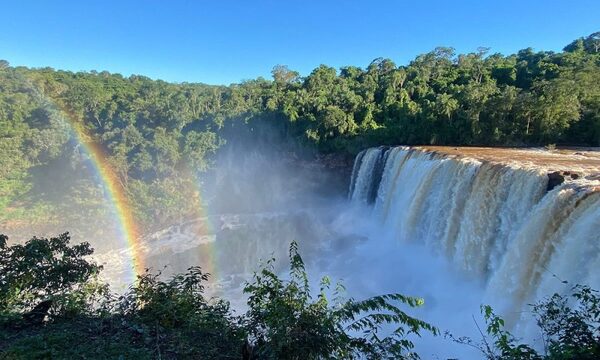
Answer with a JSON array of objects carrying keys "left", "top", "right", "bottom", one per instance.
[
  {"left": 0, "top": 234, "right": 438, "bottom": 359},
  {"left": 448, "top": 285, "right": 600, "bottom": 359},
  {"left": 0, "top": 233, "right": 106, "bottom": 323},
  {"left": 243, "top": 241, "right": 439, "bottom": 359},
  {"left": 3, "top": 233, "right": 599, "bottom": 359},
  {"left": 118, "top": 267, "right": 244, "bottom": 358}
]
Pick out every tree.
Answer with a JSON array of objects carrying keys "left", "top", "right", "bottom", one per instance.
[
  {"left": 183, "top": 130, "right": 220, "bottom": 171},
  {"left": 0, "top": 233, "right": 103, "bottom": 319},
  {"left": 2, "top": 32, "right": 600, "bottom": 237},
  {"left": 564, "top": 32, "right": 600, "bottom": 54},
  {"left": 529, "top": 79, "right": 581, "bottom": 142},
  {"left": 272, "top": 65, "right": 300, "bottom": 86}
]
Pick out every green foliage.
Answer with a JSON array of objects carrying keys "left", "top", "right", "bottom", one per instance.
[
  {"left": 0, "top": 235, "right": 440, "bottom": 359},
  {"left": 448, "top": 285, "right": 600, "bottom": 360},
  {"left": 116, "top": 267, "right": 244, "bottom": 359},
  {"left": 0, "top": 318, "right": 154, "bottom": 360},
  {"left": 1, "top": 31, "right": 600, "bottom": 238},
  {"left": 182, "top": 130, "right": 221, "bottom": 171},
  {"left": 0, "top": 233, "right": 104, "bottom": 320},
  {"left": 243, "top": 241, "right": 438, "bottom": 359},
  {"left": 534, "top": 285, "right": 600, "bottom": 359},
  {"left": 0, "top": 234, "right": 244, "bottom": 359},
  {"left": 2, "top": 234, "right": 600, "bottom": 359},
  {"left": 478, "top": 305, "right": 541, "bottom": 360}
]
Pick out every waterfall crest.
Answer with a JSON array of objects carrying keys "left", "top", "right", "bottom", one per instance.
[{"left": 349, "top": 146, "right": 600, "bottom": 306}]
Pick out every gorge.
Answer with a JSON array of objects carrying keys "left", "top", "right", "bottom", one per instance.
[
  {"left": 90, "top": 145, "right": 599, "bottom": 357},
  {"left": 2, "top": 7, "right": 600, "bottom": 356}
]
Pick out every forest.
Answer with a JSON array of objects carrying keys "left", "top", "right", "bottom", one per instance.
[{"left": 1, "top": 32, "right": 599, "bottom": 235}]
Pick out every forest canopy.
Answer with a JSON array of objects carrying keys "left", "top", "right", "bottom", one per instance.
[{"left": 1, "top": 32, "right": 599, "bottom": 232}]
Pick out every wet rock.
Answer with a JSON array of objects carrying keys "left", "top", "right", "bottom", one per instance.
[
  {"left": 546, "top": 171, "right": 585, "bottom": 191},
  {"left": 547, "top": 171, "right": 565, "bottom": 191},
  {"left": 586, "top": 173, "right": 600, "bottom": 181}
]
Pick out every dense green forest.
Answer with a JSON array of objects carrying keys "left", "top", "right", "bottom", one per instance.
[{"left": 1, "top": 32, "right": 599, "bottom": 232}]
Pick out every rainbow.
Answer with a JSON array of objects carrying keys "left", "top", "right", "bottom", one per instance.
[
  {"left": 19, "top": 72, "right": 224, "bottom": 287},
  {"left": 13, "top": 71, "right": 145, "bottom": 284},
  {"left": 190, "top": 183, "right": 219, "bottom": 283},
  {"left": 42, "top": 100, "right": 144, "bottom": 282},
  {"left": 69, "top": 122, "right": 145, "bottom": 282}
]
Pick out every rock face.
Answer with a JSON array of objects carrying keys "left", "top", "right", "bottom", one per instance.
[
  {"left": 546, "top": 171, "right": 583, "bottom": 191},
  {"left": 547, "top": 171, "right": 565, "bottom": 191}
]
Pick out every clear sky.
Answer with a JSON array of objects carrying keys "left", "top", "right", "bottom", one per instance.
[{"left": 1, "top": 0, "right": 599, "bottom": 85}]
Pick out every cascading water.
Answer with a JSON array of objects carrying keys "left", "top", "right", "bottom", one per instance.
[
  {"left": 97, "top": 144, "right": 598, "bottom": 358},
  {"left": 349, "top": 147, "right": 389, "bottom": 204},
  {"left": 349, "top": 146, "right": 600, "bottom": 315}
]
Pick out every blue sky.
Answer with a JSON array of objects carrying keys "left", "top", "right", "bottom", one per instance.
[{"left": 1, "top": 0, "right": 599, "bottom": 85}]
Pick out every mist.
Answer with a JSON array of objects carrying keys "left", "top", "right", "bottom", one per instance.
[
  {"left": 10, "top": 123, "right": 595, "bottom": 359},
  {"left": 91, "top": 134, "right": 493, "bottom": 359}
]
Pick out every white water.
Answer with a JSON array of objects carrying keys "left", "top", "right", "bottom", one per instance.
[
  {"left": 350, "top": 146, "right": 600, "bottom": 328},
  {"left": 99, "top": 145, "right": 598, "bottom": 359}
]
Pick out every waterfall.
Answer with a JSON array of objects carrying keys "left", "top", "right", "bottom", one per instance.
[
  {"left": 349, "top": 147, "right": 388, "bottom": 204},
  {"left": 349, "top": 146, "right": 600, "bottom": 307}
]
